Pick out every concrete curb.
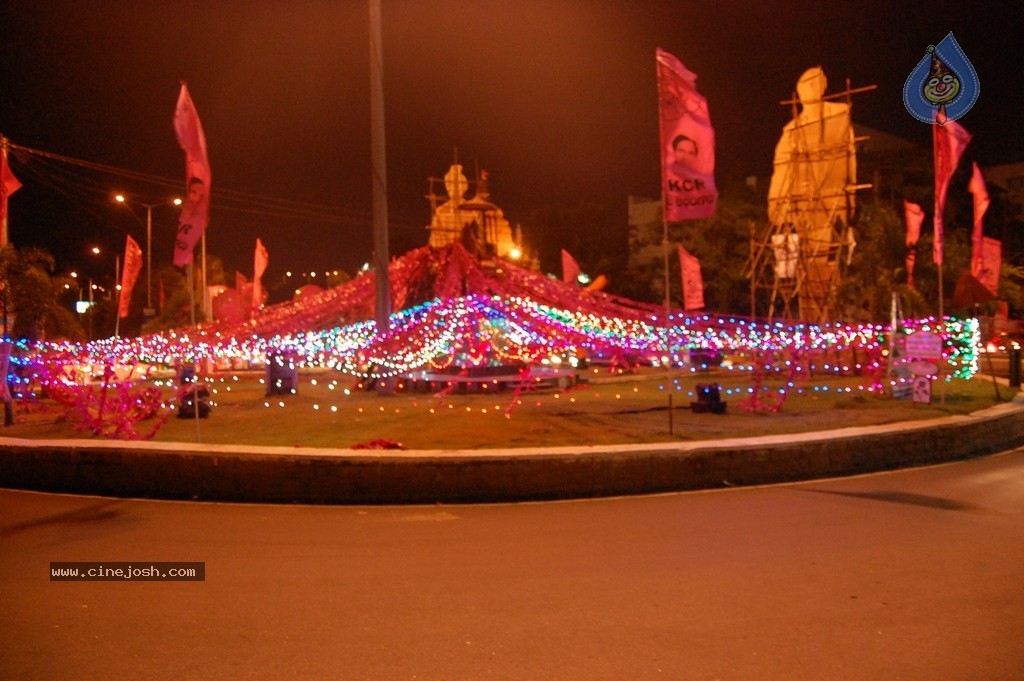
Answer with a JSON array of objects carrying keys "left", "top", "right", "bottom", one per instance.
[{"left": 2, "top": 396, "right": 1024, "bottom": 504}]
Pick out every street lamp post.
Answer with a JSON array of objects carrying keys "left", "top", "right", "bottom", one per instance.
[
  {"left": 84, "top": 245, "right": 123, "bottom": 337},
  {"left": 115, "top": 195, "right": 181, "bottom": 318},
  {"left": 144, "top": 202, "right": 153, "bottom": 311}
]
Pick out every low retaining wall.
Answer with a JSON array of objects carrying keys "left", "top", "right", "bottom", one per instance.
[{"left": 2, "top": 397, "right": 1024, "bottom": 504}]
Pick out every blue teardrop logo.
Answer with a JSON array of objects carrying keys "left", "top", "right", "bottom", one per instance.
[{"left": 903, "top": 32, "right": 979, "bottom": 125}]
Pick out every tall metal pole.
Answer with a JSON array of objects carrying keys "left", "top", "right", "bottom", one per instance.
[
  {"left": 201, "top": 233, "right": 208, "bottom": 322},
  {"left": 369, "top": 0, "right": 393, "bottom": 395},
  {"left": 88, "top": 279, "right": 94, "bottom": 340},
  {"left": 114, "top": 254, "right": 121, "bottom": 337},
  {"left": 116, "top": 196, "right": 169, "bottom": 318},
  {"left": 187, "top": 262, "right": 201, "bottom": 442},
  {"left": 145, "top": 204, "right": 153, "bottom": 310},
  {"left": 663, "top": 216, "right": 674, "bottom": 435},
  {"left": 656, "top": 62, "right": 673, "bottom": 434},
  {"left": 0, "top": 135, "right": 9, "bottom": 249},
  {"left": 1, "top": 135, "right": 13, "bottom": 425}
]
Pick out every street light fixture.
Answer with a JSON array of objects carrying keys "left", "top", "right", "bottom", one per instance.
[
  {"left": 85, "top": 245, "right": 124, "bottom": 337},
  {"left": 114, "top": 194, "right": 181, "bottom": 317}
]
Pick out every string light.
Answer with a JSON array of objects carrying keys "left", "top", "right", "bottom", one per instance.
[{"left": 10, "top": 244, "right": 980, "bottom": 429}]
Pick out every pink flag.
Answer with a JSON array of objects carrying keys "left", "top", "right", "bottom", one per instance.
[
  {"left": 561, "top": 249, "right": 581, "bottom": 285},
  {"left": 932, "top": 119, "right": 971, "bottom": 266},
  {"left": 252, "top": 238, "right": 269, "bottom": 312},
  {"left": 678, "top": 245, "right": 705, "bottom": 311},
  {"left": 968, "top": 162, "right": 990, "bottom": 274},
  {"left": 657, "top": 48, "right": 717, "bottom": 221},
  {"left": 118, "top": 235, "right": 144, "bottom": 319},
  {"left": 173, "top": 83, "right": 211, "bottom": 267},
  {"left": 975, "top": 236, "right": 1001, "bottom": 297},
  {"left": 1, "top": 149, "right": 22, "bottom": 247},
  {"left": 903, "top": 200, "right": 925, "bottom": 289}
]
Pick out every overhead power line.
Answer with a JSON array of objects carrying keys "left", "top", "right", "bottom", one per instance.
[{"left": 4, "top": 140, "right": 425, "bottom": 230}]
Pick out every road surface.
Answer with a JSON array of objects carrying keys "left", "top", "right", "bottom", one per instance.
[{"left": 2, "top": 450, "right": 1022, "bottom": 680}]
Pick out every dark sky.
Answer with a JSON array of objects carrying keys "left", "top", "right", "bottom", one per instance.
[{"left": 1, "top": 0, "right": 1021, "bottom": 282}]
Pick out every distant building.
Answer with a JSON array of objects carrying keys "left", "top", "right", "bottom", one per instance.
[
  {"left": 852, "top": 124, "right": 919, "bottom": 156},
  {"left": 625, "top": 196, "right": 664, "bottom": 291},
  {"left": 627, "top": 195, "right": 661, "bottom": 228},
  {"left": 626, "top": 195, "right": 662, "bottom": 254}
]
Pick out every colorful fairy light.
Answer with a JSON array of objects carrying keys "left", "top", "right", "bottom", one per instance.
[{"left": 11, "top": 244, "right": 979, "bottom": 416}]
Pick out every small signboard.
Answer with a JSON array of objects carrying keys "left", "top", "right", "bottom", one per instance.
[
  {"left": 892, "top": 381, "right": 913, "bottom": 400},
  {"left": 906, "top": 360, "right": 939, "bottom": 377},
  {"left": 904, "top": 331, "right": 943, "bottom": 360},
  {"left": 912, "top": 376, "right": 932, "bottom": 404}
]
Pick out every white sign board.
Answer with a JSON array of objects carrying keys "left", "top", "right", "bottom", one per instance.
[{"left": 904, "top": 331, "right": 943, "bottom": 360}]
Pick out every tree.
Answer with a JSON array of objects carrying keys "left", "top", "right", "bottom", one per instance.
[
  {"left": 851, "top": 139, "right": 1024, "bottom": 322},
  {"left": 838, "top": 199, "right": 934, "bottom": 322},
  {"left": 619, "top": 135, "right": 1024, "bottom": 323},
  {"left": 141, "top": 256, "right": 229, "bottom": 334},
  {"left": 525, "top": 202, "right": 630, "bottom": 286},
  {"left": 0, "top": 245, "right": 83, "bottom": 341},
  {"left": 621, "top": 181, "right": 764, "bottom": 313}
]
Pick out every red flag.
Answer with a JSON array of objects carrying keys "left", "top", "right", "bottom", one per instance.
[
  {"left": 561, "top": 249, "right": 581, "bottom": 285},
  {"left": 968, "top": 162, "right": 990, "bottom": 274},
  {"left": 252, "top": 238, "right": 269, "bottom": 312},
  {"left": 968, "top": 162, "right": 990, "bottom": 240},
  {"left": 118, "top": 235, "right": 143, "bottom": 319},
  {"left": 172, "top": 83, "right": 211, "bottom": 267},
  {"left": 974, "top": 236, "right": 1001, "bottom": 297},
  {"left": 678, "top": 245, "right": 705, "bottom": 311},
  {"left": 1, "top": 148, "right": 22, "bottom": 247},
  {"left": 932, "top": 119, "right": 971, "bottom": 265},
  {"left": 903, "top": 200, "right": 925, "bottom": 289},
  {"left": 657, "top": 48, "right": 717, "bottom": 221}
]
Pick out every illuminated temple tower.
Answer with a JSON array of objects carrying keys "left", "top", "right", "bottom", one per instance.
[{"left": 426, "top": 163, "right": 527, "bottom": 262}]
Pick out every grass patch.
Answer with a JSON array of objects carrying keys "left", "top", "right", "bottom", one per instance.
[{"left": 4, "top": 366, "right": 1013, "bottom": 450}]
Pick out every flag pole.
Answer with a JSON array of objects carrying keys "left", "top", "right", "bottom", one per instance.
[
  {"left": 663, "top": 216, "right": 674, "bottom": 435},
  {"left": 172, "top": 82, "right": 208, "bottom": 440},
  {"left": 656, "top": 57, "right": 674, "bottom": 435},
  {"left": 1, "top": 135, "right": 14, "bottom": 426},
  {"left": 201, "top": 233, "right": 209, "bottom": 322},
  {"left": 187, "top": 262, "right": 201, "bottom": 442},
  {"left": 0, "top": 134, "right": 10, "bottom": 248},
  {"left": 655, "top": 49, "right": 718, "bottom": 430},
  {"left": 938, "top": 263, "right": 944, "bottom": 323}
]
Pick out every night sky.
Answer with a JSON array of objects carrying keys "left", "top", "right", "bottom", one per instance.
[{"left": 1, "top": 0, "right": 1021, "bottom": 284}]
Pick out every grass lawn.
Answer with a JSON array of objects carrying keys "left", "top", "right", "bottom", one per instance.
[{"left": 2, "top": 365, "right": 1013, "bottom": 450}]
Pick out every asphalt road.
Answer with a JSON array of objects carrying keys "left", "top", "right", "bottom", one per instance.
[{"left": 2, "top": 450, "right": 1023, "bottom": 681}]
